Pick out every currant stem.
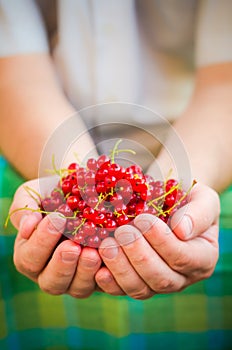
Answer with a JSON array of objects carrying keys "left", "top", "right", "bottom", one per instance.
[
  {"left": 110, "top": 139, "right": 123, "bottom": 164},
  {"left": 110, "top": 139, "right": 136, "bottom": 164},
  {"left": 147, "top": 182, "right": 181, "bottom": 207},
  {"left": 72, "top": 218, "right": 86, "bottom": 235},
  {"left": 4, "top": 206, "right": 46, "bottom": 228},
  {"left": 51, "top": 154, "right": 61, "bottom": 176},
  {"left": 163, "top": 179, "right": 197, "bottom": 215},
  {"left": 94, "top": 188, "right": 114, "bottom": 210},
  {"left": 23, "top": 185, "right": 42, "bottom": 205}
]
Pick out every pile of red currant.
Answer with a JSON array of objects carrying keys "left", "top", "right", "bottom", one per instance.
[{"left": 39, "top": 144, "right": 190, "bottom": 248}]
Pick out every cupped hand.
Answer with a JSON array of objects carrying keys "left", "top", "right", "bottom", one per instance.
[
  {"left": 95, "top": 182, "right": 220, "bottom": 299},
  {"left": 9, "top": 178, "right": 102, "bottom": 298}
]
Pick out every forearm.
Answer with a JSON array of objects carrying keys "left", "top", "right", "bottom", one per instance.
[
  {"left": 153, "top": 63, "right": 232, "bottom": 193},
  {"left": 0, "top": 54, "right": 95, "bottom": 179}
]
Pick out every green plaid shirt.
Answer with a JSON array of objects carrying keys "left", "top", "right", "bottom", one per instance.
[{"left": 0, "top": 156, "right": 232, "bottom": 350}]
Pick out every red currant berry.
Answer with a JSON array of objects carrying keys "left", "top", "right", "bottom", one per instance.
[
  {"left": 71, "top": 184, "right": 81, "bottom": 197},
  {"left": 104, "top": 218, "right": 117, "bottom": 232},
  {"left": 57, "top": 203, "right": 74, "bottom": 217},
  {"left": 82, "top": 221, "right": 96, "bottom": 236},
  {"left": 127, "top": 164, "right": 143, "bottom": 175},
  {"left": 85, "top": 170, "right": 96, "bottom": 185},
  {"left": 97, "top": 227, "right": 109, "bottom": 240},
  {"left": 66, "top": 195, "right": 80, "bottom": 211},
  {"left": 145, "top": 174, "right": 155, "bottom": 184},
  {"left": 110, "top": 193, "right": 123, "bottom": 207},
  {"left": 93, "top": 212, "right": 106, "bottom": 225},
  {"left": 96, "top": 168, "right": 109, "bottom": 181},
  {"left": 96, "top": 181, "right": 106, "bottom": 193},
  {"left": 135, "top": 201, "right": 148, "bottom": 215},
  {"left": 115, "top": 179, "right": 133, "bottom": 200},
  {"left": 61, "top": 179, "right": 73, "bottom": 195},
  {"left": 83, "top": 207, "right": 95, "bottom": 220},
  {"left": 166, "top": 179, "right": 179, "bottom": 192},
  {"left": 87, "top": 196, "right": 99, "bottom": 208},
  {"left": 41, "top": 197, "right": 56, "bottom": 212},
  {"left": 68, "top": 162, "right": 80, "bottom": 171},
  {"left": 131, "top": 177, "right": 146, "bottom": 192},
  {"left": 108, "top": 163, "right": 122, "bottom": 179},
  {"left": 73, "top": 232, "right": 86, "bottom": 245},
  {"left": 77, "top": 170, "right": 86, "bottom": 187},
  {"left": 66, "top": 217, "right": 82, "bottom": 231},
  {"left": 116, "top": 214, "right": 130, "bottom": 226},
  {"left": 66, "top": 174, "right": 77, "bottom": 186},
  {"left": 77, "top": 200, "right": 87, "bottom": 211},
  {"left": 97, "top": 154, "right": 110, "bottom": 168},
  {"left": 86, "top": 234, "right": 101, "bottom": 248},
  {"left": 141, "top": 188, "right": 152, "bottom": 201},
  {"left": 114, "top": 202, "right": 128, "bottom": 214},
  {"left": 87, "top": 158, "right": 97, "bottom": 171},
  {"left": 104, "top": 175, "right": 117, "bottom": 189},
  {"left": 51, "top": 189, "right": 64, "bottom": 201},
  {"left": 84, "top": 186, "right": 97, "bottom": 198},
  {"left": 152, "top": 186, "right": 165, "bottom": 199},
  {"left": 165, "top": 193, "right": 176, "bottom": 207},
  {"left": 123, "top": 170, "right": 134, "bottom": 182}
]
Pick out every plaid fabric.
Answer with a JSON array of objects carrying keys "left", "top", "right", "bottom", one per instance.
[{"left": 0, "top": 155, "right": 232, "bottom": 350}]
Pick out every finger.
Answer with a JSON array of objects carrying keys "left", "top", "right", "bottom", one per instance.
[
  {"left": 18, "top": 213, "right": 42, "bottom": 240},
  {"left": 9, "top": 179, "right": 42, "bottom": 229},
  {"left": 99, "top": 237, "right": 158, "bottom": 298},
  {"left": 68, "top": 247, "right": 102, "bottom": 298},
  {"left": 170, "top": 182, "right": 220, "bottom": 240},
  {"left": 134, "top": 214, "right": 219, "bottom": 280},
  {"left": 38, "top": 240, "right": 81, "bottom": 295},
  {"left": 14, "top": 213, "right": 66, "bottom": 280},
  {"left": 95, "top": 266, "right": 125, "bottom": 296},
  {"left": 9, "top": 176, "right": 59, "bottom": 229},
  {"left": 114, "top": 225, "right": 186, "bottom": 294}
]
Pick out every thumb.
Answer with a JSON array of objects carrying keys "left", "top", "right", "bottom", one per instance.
[
  {"left": 9, "top": 179, "right": 42, "bottom": 230},
  {"left": 170, "top": 182, "right": 220, "bottom": 240}
]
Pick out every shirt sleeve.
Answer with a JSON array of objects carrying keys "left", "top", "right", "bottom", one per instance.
[
  {"left": 0, "top": 0, "right": 49, "bottom": 57},
  {"left": 195, "top": 0, "right": 232, "bottom": 66}
]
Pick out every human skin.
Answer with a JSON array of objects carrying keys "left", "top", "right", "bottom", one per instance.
[
  {"left": 5, "top": 57, "right": 231, "bottom": 299},
  {"left": 0, "top": 54, "right": 95, "bottom": 179},
  {"left": 95, "top": 63, "right": 231, "bottom": 297}
]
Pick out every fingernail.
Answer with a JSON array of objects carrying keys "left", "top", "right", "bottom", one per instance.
[
  {"left": 114, "top": 225, "right": 141, "bottom": 246},
  {"left": 61, "top": 251, "right": 80, "bottom": 263},
  {"left": 47, "top": 212, "right": 66, "bottom": 234},
  {"left": 100, "top": 238, "right": 119, "bottom": 259},
  {"left": 180, "top": 215, "right": 193, "bottom": 238},
  {"left": 134, "top": 214, "right": 157, "bottom": 233}
]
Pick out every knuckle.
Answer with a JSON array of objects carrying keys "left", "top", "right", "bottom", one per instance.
[
  {"left": 114, "top": 267, "right": 132, "bottom": 279},
  {"left": 35, "top": 235, "right": 53, "bottom": 251},
  {"left": 154, "top": 277, "right": 176, "bottom": 293},
  {"left": 130, "top": 285, "right": 153, "bottom": 300},
  {"left": 172, "top": 250, "right": 192, "bottom": 272},
  {"left": 13, "top": 253, "right": 39, "bottom": 276},
  {"left": 191, "top": 253, "right": 218, "bottom": 281},
  {"left": 38, "top": 276, "right": 67, "bottom": 295},
  {"left": 69, "top": 289, "right": 93, "bottom": 299},
  {"left": 39, "top": 284, "right": 63, "bottom": 296},
  {"left": 55, "top": 268, "right": 74, "bottom": 278},
  {"left": 132, "top": 253, "right": 149, "bottom": 266}
]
